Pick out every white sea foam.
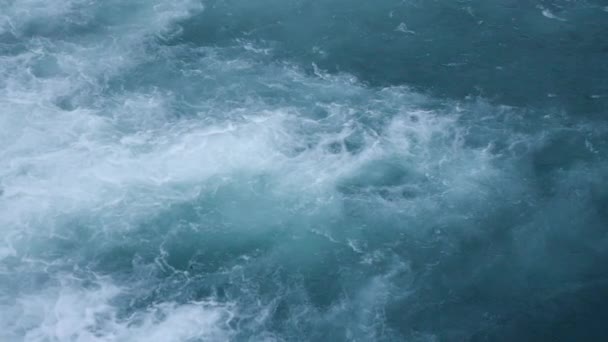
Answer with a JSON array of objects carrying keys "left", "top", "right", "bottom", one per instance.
[
  {"left": 1, "top": 276, "right": 235, "bottom": 342},
  {"left": 540, "top": 7, "right": 567, "bottom": 21}
]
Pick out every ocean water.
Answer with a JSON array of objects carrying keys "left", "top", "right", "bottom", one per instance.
[{"left": 1, "top": 0, "right": 607, "bottom": 341}]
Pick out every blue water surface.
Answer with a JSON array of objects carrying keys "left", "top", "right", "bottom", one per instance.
[{"left": 1, "top": 0, "right": 607, "bottom": 341}]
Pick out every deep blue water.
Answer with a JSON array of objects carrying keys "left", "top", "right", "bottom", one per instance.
[{"left": 1, "top": 1, "right": 607, "bottom": 341}]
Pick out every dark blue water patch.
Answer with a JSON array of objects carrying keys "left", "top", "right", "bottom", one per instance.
[{"left": 168, "top": 0, "right": 608, "bottom": 115}]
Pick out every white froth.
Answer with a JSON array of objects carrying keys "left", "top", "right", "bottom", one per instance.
[
  {"left": 5, "top": 277, "right": 234, "bottom": 342},
  {"left": 540, "top": 8, "right": 567, "bottom": 21}
]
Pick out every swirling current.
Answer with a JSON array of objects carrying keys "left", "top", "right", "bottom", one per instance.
[{"left": 1, "top": 0, "right": 608, "bottom": 341}]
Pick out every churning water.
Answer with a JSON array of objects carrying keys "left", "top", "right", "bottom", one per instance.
[{"left": 1, "top": 0, "right": 608, "bottom": 341}]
